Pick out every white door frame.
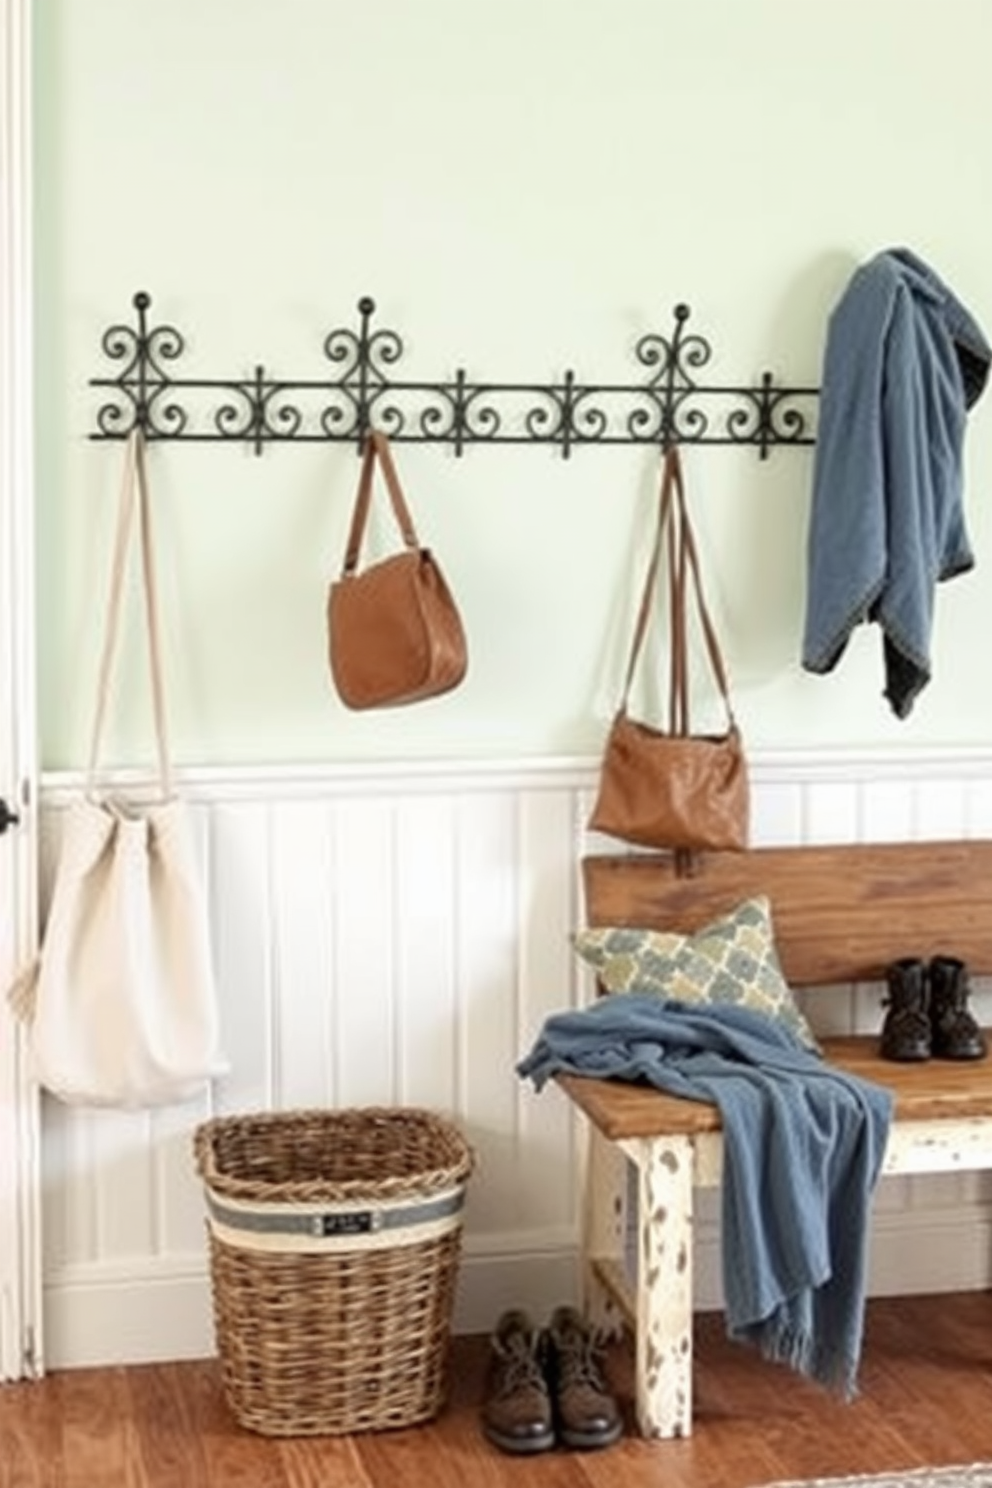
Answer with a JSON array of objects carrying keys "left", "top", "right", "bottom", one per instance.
[{"left": 0, "top": 0, "right": 42, "bottom": 1380}]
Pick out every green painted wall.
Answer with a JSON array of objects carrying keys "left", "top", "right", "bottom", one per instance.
[{"left": 34, "top": 0, "right": 992, "bottom": 769}]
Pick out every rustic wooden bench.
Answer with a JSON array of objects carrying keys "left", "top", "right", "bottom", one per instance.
[{"left": 558, "top": 840, "right": 992, "bottom": 1440}]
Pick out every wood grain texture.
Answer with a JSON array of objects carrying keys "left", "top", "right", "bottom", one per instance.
[
  {"left": 59, "top": 1364, "right": 142, "bottom": 1488},
  {"left": 558, "top": 1031, "right": 992, "bottom": 1140},
  {"left": 4, "top": 1301, "right": 992, "bottom": 1487},
  {"left": 0, "top": 1374, "right": 61, "bottom": 1488},
  {"left": 583, "top": 841, "right": 992, "bottom": 985}
]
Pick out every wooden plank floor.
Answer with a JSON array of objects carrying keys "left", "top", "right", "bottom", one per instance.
[{"left": 4, "top": 1292, "right": 992, "bottom": 1488}]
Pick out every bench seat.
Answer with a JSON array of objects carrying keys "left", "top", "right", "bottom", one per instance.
[{"left": 559, "top": 1033, "right": 992, "bottom": 1137}]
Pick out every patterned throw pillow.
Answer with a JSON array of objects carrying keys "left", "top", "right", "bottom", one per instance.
[{"left": 571, "top": 895, "right": 819, "bottom": 1051}]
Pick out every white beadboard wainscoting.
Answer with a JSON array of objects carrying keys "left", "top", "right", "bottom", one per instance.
[{"left": 36, "top": 749, "right": 992, "bottom": 1369}]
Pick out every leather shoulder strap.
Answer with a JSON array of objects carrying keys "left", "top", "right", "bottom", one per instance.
[
  {"left": 341, "top": 430, "right": 421, "bottom": 576},
  {"left": 618, "top": 449, "right": 677, "bottom": 709},
  {"left": 669, "top": 446, "right": 735, "bottom": 724},
  {"left": 618, "top": 445, "right": 735, "bottom": 731}
]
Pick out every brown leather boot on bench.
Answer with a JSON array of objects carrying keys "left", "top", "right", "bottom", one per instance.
[
  {"left": 929, "top": 955, "right": 988, "bottom": 1060},
  {"left": 880, "top": 956, "right": 932, "bottom": 1061}
]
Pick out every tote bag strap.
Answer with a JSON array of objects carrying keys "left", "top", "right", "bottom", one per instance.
[
  {"left": 618, "top": 444, "right": 736, "bottom": 732},
  {"left": 86, "top": 429, "right": 172, "bottom": 800},
  {"left": 340, "top": 429, "right": 421, "bottom": 577}
]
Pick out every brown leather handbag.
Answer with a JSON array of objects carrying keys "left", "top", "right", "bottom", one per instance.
[
  {"left": 588, "top": 444, "right": 749, "bottom": 856},
  {"left": 328, "top": 431, "right": 468, "bottom": 709}
]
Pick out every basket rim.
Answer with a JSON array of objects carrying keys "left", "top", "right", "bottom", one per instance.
[{"left": 194, "top": 1104, "right": 474, "bottom": 1205}]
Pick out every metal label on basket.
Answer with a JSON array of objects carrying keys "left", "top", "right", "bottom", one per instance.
[{"left": 312, "top": 1210, "right": 381, "bottom": 1237}]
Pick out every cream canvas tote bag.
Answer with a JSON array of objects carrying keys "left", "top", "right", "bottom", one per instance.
[{"left": 11, "top": 431, "right": 226, "bottom": 1106}]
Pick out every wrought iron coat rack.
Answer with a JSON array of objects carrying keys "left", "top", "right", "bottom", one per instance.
[{"left": 89, "top": 292, "right": 819, "bottom": 459}]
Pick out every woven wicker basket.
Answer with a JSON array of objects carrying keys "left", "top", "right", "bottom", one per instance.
[{"left": 194, "top": 1106, "right": 474, "bottom": 1437}]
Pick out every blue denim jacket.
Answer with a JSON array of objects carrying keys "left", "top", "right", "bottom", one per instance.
[{"left": 801, "top": 248, "right": 990, "bottom": 719}]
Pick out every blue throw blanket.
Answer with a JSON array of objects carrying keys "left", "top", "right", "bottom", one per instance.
[{"left": 517, "top": 994, "right": 892, "bottom": 1398}]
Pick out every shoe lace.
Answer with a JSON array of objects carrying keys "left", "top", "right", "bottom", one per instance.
[
  {"left": 493, "top": 1336, "right": 545, "bottom": 1397},
  {"left": 556, "top": 1329, "right": 609, "bottom": 1391},
  {"left": 940, "top": 996, "right": 978, "bottom": 1031},
  {"left": 881, "top": 1000, "right": 930, "bottom": 1034}
]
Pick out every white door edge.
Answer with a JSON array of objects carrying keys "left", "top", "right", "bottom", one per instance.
[{"left": 0, "top": 0, "right": 42, "bottom": 1381}]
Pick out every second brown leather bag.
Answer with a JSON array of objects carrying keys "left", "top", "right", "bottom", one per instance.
[
  {"left": 588, "top": 444, "right": 749, "bottom": 855},
  {"left": 328, "top": 431, "right": 468, "bottom": 709}
]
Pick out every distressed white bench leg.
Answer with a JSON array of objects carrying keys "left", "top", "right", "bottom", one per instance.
[
  {"left": 626, "top": 1133, "right": 695, "bottom": 1439},
  {"left": 581, "top": 1125, "right": 629, "bottom": 1337}
]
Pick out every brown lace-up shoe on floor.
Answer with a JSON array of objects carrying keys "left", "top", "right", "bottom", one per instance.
[
  {"left": 480, "top": 1308, "right": 555, "bottom": 1455},
  {"left": 544, "top": 1304, "right": 623, "bottom": 1450}
]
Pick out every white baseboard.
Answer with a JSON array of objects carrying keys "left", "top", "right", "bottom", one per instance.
[
  {"left": 43, "top": 1206, "right": 992, "bottom": 1370},
  {"left": 454, "top": 1244, "right": 580, "bottom": 1336},
  {"left": 866, "top": 1207, "right": 992, "bottom": 1297},
  {"left": 42, "top": 1243, "right": 582, "bottom": 1371},
  {"left": 692, "top": 1207, "right": 992, "bottom": 1313},
  {"left": 44, "top": 1257, "right": 214, "bottom": 1370}
]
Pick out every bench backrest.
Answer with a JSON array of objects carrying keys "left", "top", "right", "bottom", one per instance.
[{"left": 582, "top": 841, "right": 992, "bottom": 987}]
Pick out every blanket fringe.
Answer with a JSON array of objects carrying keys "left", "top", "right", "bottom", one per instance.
[{"left": 734, "top": 1316, "right": 860, "bottom": 1401}]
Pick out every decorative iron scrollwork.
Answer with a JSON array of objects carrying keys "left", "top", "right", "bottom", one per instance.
[{"left": 90, "top": 292, "right": 818, "bottom": 459}]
